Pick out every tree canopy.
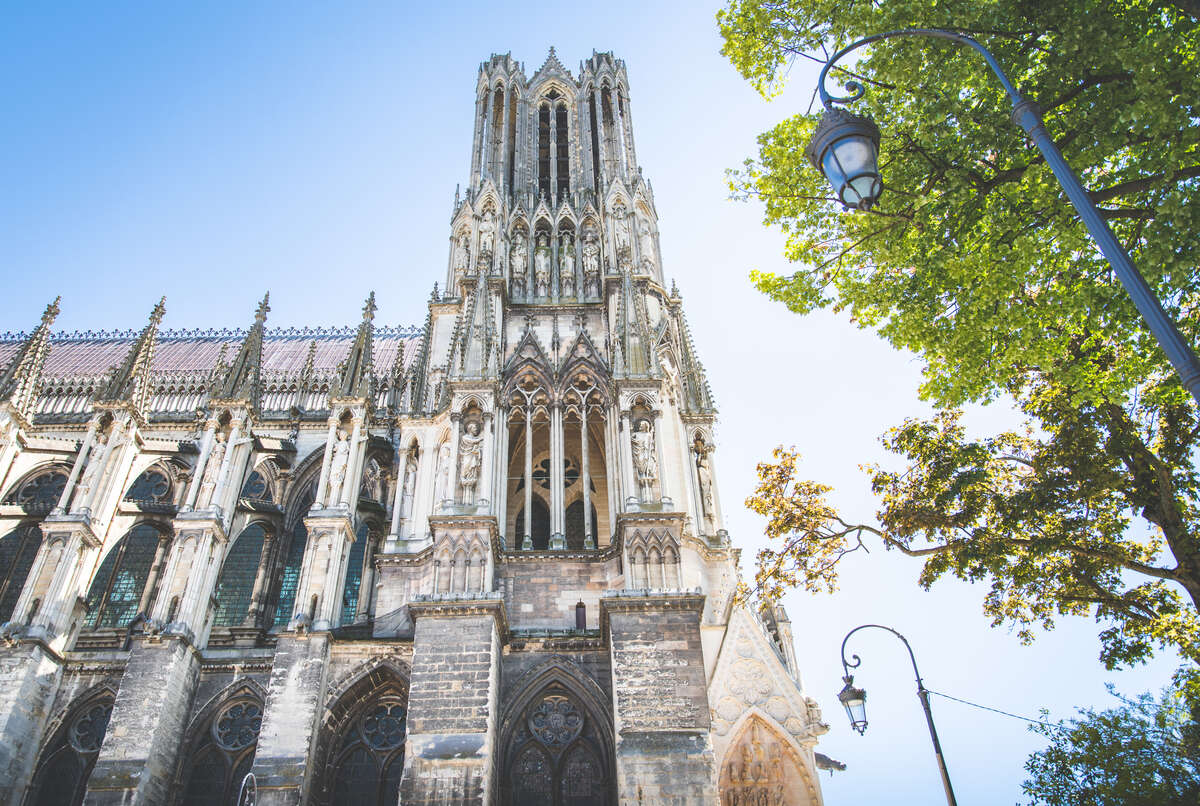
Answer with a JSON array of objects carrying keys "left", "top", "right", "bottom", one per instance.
[
  {"left": 724, "top": 0, "right": 1200, "bottom": 672},
  {"left": 1022, "top": 685, "right": 1200, "bottom": 806}
]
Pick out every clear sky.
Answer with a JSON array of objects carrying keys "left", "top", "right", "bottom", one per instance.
[{"left": 1, "top": 2, "right": 1182, "bottom": 803}]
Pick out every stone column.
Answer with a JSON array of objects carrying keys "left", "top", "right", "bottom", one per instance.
[
  {"left": 243, "top": 531, "right": 275, "bottom": 627},
  {"left": 356, "top": 539, "right": 376, "bottom": 623},
  {"left": 210, "top": 418, "right": 242, "bottom": 514},
  {"left": 26, "top": 524, "right": 96, "bottom": 646},
  {"left": 136, "top": 534, "right": 171, "bottom": 614},
  {"left": 549, "top": 404, "right": 565, "bottom": 548},
  {"left": 400, "top": 597, "right": 505, "bottom": 806},
  {"left": 181, "top": 419, "right": 216, "bottom": 511},
  {"left": 388, "top": 443, "right": 410, "bottom": 539},
  {"left": 446, "top": 413, "right": 462, "bottom": 506},
  {"left": 338, "top": 416, "right": 365, "bottom": 509},
  {"left": 83, "top": 636, "right": 201, "bottom": 806},
  {"left": 79, "top": 428, "right": 118, "bottom": 514},
  {"left": 314, "top": 420, "right": 338, "bottom": 509},
  {"left": 652, "top": 409, "right": 669, "bottom": 504},
  {"left": 54, "top": 419, "right": 98, "bottom": 514},
  {"left": 618, "top": 410, "right": 635, "bottom": 508},
  {"left": 522, "top": 408, "right": 533, "bottom": 550},
  {"left": 478, "top": 412, "right": 494, "bottom": 512},
  {"left": 580, "top": 405, "right": 593, "bottom": 549},
  {"left": 251, "top": 634, "right": 332, "bottom": 806},
  {"left": 601, "top": 592, "right": 716, "bottom": 803}
]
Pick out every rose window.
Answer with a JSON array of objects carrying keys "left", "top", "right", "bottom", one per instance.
[
  {"left": 360, "top": 703, "right": 406, "bottom": 750},
  {"left": 69, "top": 703, "right": 113, "bottom": 753},
  {"left": 214, "top": 701, "right": 263, "bottom": 751},
  {"left": 528, "top": 695, "right": 583, "bottom": 748}
]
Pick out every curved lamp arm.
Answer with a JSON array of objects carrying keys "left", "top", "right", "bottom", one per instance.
[{"left": 840, "top": 623, "right": 926, "bottom": 690}]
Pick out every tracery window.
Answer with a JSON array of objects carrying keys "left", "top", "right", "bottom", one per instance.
[
  {"left": 502, "top": 686, "right": 611, "bottom": 806},
  {"left": 555, "top": 103, "right": 570, "bottom": 198},
  {"left": 240, "top": 470, "right": 272, "bottom": 503},
  {"left": 538, "top": 103, "right": 552, "bottom": 199},
  {"left": 178, "top": 697, "right": 263, "bottom": 806},
  {"left": 0, "top": 523, "right": 42, "bottom": 622},
  {"left": 272, "top": 484, "right": 315, "bottom": 629},
  {"left": 329, "top": 697, "right": 407, "bottom": 805},
  {"left": 212, "top": 524, "right": 266, "bottom": 628},
  {"left": 4, "top": 467, "right": 67, "bottom": 513},
  {"left": 83, "top": 523, "right": 164, "bottom": 629},
  {"left": 28, "top": 694, "right": 114, "bottom": 806},
  {"left": 124, "top": 467, "right": 172, "bottom": 504},
  {"left": 340, "top": 521, "right": 369, "bottom": 624}
]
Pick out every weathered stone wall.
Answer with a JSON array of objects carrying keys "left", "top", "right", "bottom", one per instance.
[
  {"left": 603, "top": 592, "right": 717, "bottom": 805},
  {"left": 0, "top": 642, "right": 64, "bottom": 804},
  {"left": 372, "top": 557, "right": 436, "bottom": 638},
  {"left": 499, "top": 552, "right": 620, "bottom": 630},
  {"left": 400, "top": 600, "right": 502, "bottom": 805},
  {"left": 84, "top": 636, "right": 201, "bottom": 805}
]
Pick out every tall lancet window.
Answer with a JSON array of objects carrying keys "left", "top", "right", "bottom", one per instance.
[
  {"left": 479, "top": 92, "right": 489, "bottom": 178},
  {"left": 588, "top": 90, "right": 601, "bottom": 193},
  {"left": 491, "top": 87, "right": 505, "bottom": 181},
  {"left": 616, "top": 90, "right": 630, "bottom": 173},
  {"left": 600, "top": 85, "right": 616, "bottom": 179},
  {"left": 555, "top": 103, "right": 569, "bottom": 199},
  {"left": 507, "top": 88, "right": 518, "bottom": 190},
  {"left": 537, "top": 103, "right": 552, "bottom": 199}
]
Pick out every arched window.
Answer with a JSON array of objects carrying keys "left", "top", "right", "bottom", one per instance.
[
  {"left": 340, "top": 522, "right": 369, "bottom": 625},
  {"left": 83, "top": 523, "right": 164, "bottom": 629},
  {"left": 555, "top": 103, "right": 569, "bottom": 198},
  {"left": 492, "top": 86, "right": 505, "bottom": 177},
  {"left": 321, "top": 690, "right": 407, "bottom": 806},
  {"left": 4, "top": 466, "right": 68, "bottom": 513},
  {"left": 515, "top": 498, "right": 551, "bottom": 550},
  {"left": 507, "top": 87, "right": 518, "bottom": 189},
  {"left": 563, "top": 501, "right": 597, "bottom": 551},
  {"left": 212, "top": 524, "right": 267, "bottom": 628},
  {"left": 178, "top": 697, "right": 263, "bottom": 806},
  {"left": 272, "top": 485, "right": 315, "bottom": 629},
  {"left": 28, "top": 694, "right": 114, "bottom": 806},
  {"left": 0, "top": 523, "right": 42, "bottom": 622},
  {"left": 240, "top": 470, "right": 272, "bottom": 503},
  {"left": 501, "top": 685, "right": 612, "bottom": 806},
  {"left": 588, "top": 90, "right": 601, "bottom": 192},
  {"left": 124, "top": 466, "right": 172, "bottom": 504},
  {"left": 537, "top": 102, "right": 552, "bottom": 199}
]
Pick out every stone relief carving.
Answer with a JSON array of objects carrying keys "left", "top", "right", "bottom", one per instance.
[
  {"left": 559, "top": 235, "right": 576, "bottom": 297},
  {"left": 581, "top": 224, "right": 600, "bottom": 295},
  {"left": 72, "top": 430, "right": 109, "bottom": 509},
  {"left": 694, "top": 435, "right": 715, "bottom": 527},
  {"left": 326, "top": 428, "right": 350, "bottom": 505},
  {"left": 457, "top": 421, "right": 483, "bottom": 504},
  {"left": 197, "top": 431, "right": 226, "bottom": 508},
  {"left": 637, "top": 215, "right": 656, "bottom": 269},
  {"left": 612, "top": 202, "right": 631, "bottom": 257},
  {"left": 434, "top": 442, "right": 452, "bottom": 504},
  {"left": 400, "top": 453, "right": 418, "bottom": 521},
  {"left": 631, "top": 419, "right": 658, "bottom": 501},
  {"left": 510, "top": 238, "right": 528, "bottom": 296},
  {"left": 534, "top": 234, "right": 551, "bottom": 297},
  {"left": 453, "top": 234, "right": 470, "bottom": 288},
  {"left": 478, "top": 210, "right": 497, "bottom": 259}
]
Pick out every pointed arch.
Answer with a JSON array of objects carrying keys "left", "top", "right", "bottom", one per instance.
[
  {"left": 717, "top": 710, "right": 822, "bottom": 806},
  {"left": 173, "top": 678, "right": 266, "bottom": 806},
  {"left": 28, "top": 684, "right": 117, "bottom": 806}
]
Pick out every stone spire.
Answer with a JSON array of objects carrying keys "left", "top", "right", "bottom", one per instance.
[
  {"left": 215, "top": 293, "right": 269, "bottom": 408},
  {"left": 335, "top": 292, "right": 375, "bottom": 400},
  {"left": 0, "top": 297, "right": 61, "bottom": 423},
  {"left": 98, "top": 297, "right": 165, "bottom": 415}
]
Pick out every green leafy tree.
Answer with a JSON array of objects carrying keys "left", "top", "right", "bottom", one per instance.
[
  {"left": 1022, "top": 685, "right": 1200, "bottom": 806},
  {"left": 724, "top": 0, "right": 1200, "bottom": 670}
]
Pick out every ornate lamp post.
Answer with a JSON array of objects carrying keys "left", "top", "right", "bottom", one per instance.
[
  {"left": 839, "top": 624, "right": 957, "bottom": 806},
  {"left": 807, "top": 28, "right": 1200, "bottom": 406}
]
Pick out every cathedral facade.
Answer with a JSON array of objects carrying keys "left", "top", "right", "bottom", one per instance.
[{"left": 0, "top": 50, "right": 827, "bottom": 805}]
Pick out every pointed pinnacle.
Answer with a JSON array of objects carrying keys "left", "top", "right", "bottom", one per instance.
[
  {"left": 150, "top": 296, "right": 167, "bottom": 325},
  {"left": 363, "top": 291, "right": 377, "bottom": 321},
  {"left": 42, "top": 296, "right": 62, "bottom": 326},
  {"left": 256, "top": 292, "right": 271, "bottom": 322}
]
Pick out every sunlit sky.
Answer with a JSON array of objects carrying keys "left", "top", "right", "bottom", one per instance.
[{"left": 1, "top": 2, "right": 1182, "bottom": 803}]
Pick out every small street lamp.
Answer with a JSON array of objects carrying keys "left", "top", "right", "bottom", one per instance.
[
  {"left": 840, "top": 624, "right": 957, "bottom": 806},
  {"left": 808, "top": 28, "right": 1200, "bottom": 405}
]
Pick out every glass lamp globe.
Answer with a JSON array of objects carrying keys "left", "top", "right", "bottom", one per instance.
[
  {"left": 806, "top": 107, "right": 883, "bottom": 211},
  {"left": 838, "top": 676, "right": 869, "bottom": 735}
]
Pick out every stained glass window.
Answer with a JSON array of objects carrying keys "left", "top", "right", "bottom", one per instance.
[
  {"left": 212, "top": 525, "right": 266, "bottom": 628},
  {"left": 180, "top": 698, "right": 262, "bottom": 806},
  {"left": 240, "top": 471, "right": 271, "bottom": 502},
  {"left": 340, "top": 523, "right": 368, "bottom": 625},
  {"left": 502, "top": 687, "right": 613, "bottom": 806},
  {"left": 272, "top": 486, "right": 314, "bottom": 629},
  {"left": 29, "top": 696, "right": 113, "bottom": 806},
  {"left": 83, "top": 524, "right": 162, "bottom": 629},
  {"left": 0, "top": 524, "right": 42, "bottom": 622},
  {"left": 323, "top": 692, "right": 407, "bottom": 806},
  {"left": 124, "top": 468, "right": 171, "bottom": 503},
  {"left": 10, "top": 468, "right": 67, "bottom": 510}
]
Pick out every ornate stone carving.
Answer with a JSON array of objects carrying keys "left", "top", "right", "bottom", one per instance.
[
  {"left": 560, "top": 235, "right": 576, "bottom": 297},
  {"left": 326, "top": 428, "right": 350, "bottom": 505},
  {"left": 581, "top": 224, "right": 600, "bottom": 295},
  {"left": 528, "top": 694, "right": 583, "bottom": 748},
  {"left": 510, "top": 238, "right": 528, "bottom": 296},
  {"left": 694, "top": 435, "right": 715, "bottom": 527},
  {"left": 457, "top": 421, "right": 483, "bottom": 504},
  {"left": 434, "top": 441, "right": 452, "bottom": 504},
  {"left": 197, "top": 431, "right": 226, "bottom": 508},
  {"left": 72, "top": 430, "right": 109, "bottom": 508},
  {"left": 214, "top": 701, "right": 263, "bottom": 751},
  {"left": 453, "top": 234, "right": 470, "bottom": 288},
  {"left": 637, "top": 215, "right": 656, "bottom": 269},
  {"left": 534, "top": 234, "right": 552, "bottom": 297},
  {"left": 631, "top": 419, "right": 658, "bottom": 501},
  {"left": 479, "top": 210, "right": 497, "bottom": 257},
  {"left": 612, "top": 202, "right": 631, "bottom": 256},
  {"left": 360, "top": 703, "right": 406, "bottom": 750}
]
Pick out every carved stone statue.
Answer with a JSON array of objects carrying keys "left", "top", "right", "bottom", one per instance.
[
  {"left": 478, "top": 210, "right": 496, "bottom": 256},
  {"left": 400, "top": 453, "right": 418, "bottom": 520},
  {"left": 637, "top": 215, "right": 656, "bottom": 268},
  {"left": 631, "top": 419, "right": 658, "bottom": 501},
  {"left": 534, "top": 234, "right": 551, "bottom": 297},
  {"left": 612, "top": 204, "right": 631, "bottom": 255},
  {"left": 581, "top": 225, "right": 601, "bottom": 295},
  {"left": 360, "top": 457, "right": 383, "bottom": 502},
  {"left": 197, "top": 431, "right": 226, "bottom": 508},
  {"left": 452, "top": 234, "right": 469, "bottom": 283},
  {"left": 694, "top": 437, "right": 715, "bottom": 525},
  {"left": 73, "top": 431, "right": 109, "bottom": 509},
  {"left": 434, "top": 442, "right": 452, "bottom": 505},
  {"left": 510, "top": 238, "right": 528, "bottom": 295},
  {"left": 457, "top": 421, "right": 484, "bottom": 504},
  {"left": 326, "top": 428, "right": 351, "bottom": 506},
  {"left": 559, "top": 235, "right": 576, "bottom": 297}
]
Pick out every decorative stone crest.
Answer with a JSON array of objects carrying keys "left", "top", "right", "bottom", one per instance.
[{"left": 528, "top": 695, "right": 583, "bottom": 748}]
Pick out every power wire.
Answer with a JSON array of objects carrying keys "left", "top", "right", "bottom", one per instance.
[{"left": 925, "top": 688, "right": 1066, "bottom": 732}]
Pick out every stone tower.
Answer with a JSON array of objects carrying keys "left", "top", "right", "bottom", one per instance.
[{"left": 0, "top": 49, "right": 827, "bottom": 806}]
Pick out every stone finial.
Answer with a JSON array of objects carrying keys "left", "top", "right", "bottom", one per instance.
[{"left": 255, "top": 292, "right": 271, "bottom": 323}]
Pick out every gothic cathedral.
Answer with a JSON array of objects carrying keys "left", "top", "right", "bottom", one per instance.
[{"left": 0, "top": 50, "right": 827, "bottom": 805}]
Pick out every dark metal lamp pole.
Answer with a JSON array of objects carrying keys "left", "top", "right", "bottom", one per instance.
[
  {"left": 839, "top": 624, "right": 958, "bottom": 806},
  {"left": 807, "top": 28, "right": 1200, "bottom": 405}
]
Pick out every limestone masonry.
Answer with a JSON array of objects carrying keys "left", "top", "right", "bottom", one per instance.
[{"left": 0, "top": 48, "right": 827, "bottom": 805}]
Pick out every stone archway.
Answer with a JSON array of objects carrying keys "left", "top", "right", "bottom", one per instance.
[{"left": 718, "top": 714, "right": 819, "bottom": 806}]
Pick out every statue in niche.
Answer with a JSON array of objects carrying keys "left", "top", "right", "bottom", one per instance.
[
  {"left": 581, "top": 224, "right": 601, "bottom": 295},
  {"left": 612, "top": 203, "right": 631, "bottom": 256},
  {"left": 638, "top": 215, "right": 656, "bottom": 269},
  {"left": 478, "top": 210, "right": 497, "bottom": 257},
  {"left": 400, "top": 453, "right": 418, "bottom": 520},
  {"left": 197, "top": 431, "right": 227, "bottom": 508},
  {"left": 360, "top": 457, "right": 383, "bottom": 502},
  {"left": 72, "top": 430, "right": 110, "bottom": 508},
  {"left": 509, "top": 237, "right": 528, "bottom": 296},
  {"left": 534, "top": 234, "right": 552, "bottom": 297},
  {"left": 559, "top": 234, "right": 576, "bottom": 297},
  {"left": 434, "top": 442, "right": 452, "bottom": 505},
  {"left": 457, "top": 421, "right": 484, "bottom": 504},
  {"left": 452, "top": 234, "right": 470, "bottom": 286},
  {"left": 631, "top": 419, "right": 658, "bottom": 501},
  {"left": 326, "top": 428, "right": 351, "bottom": 506},
  {"left": 694, "top": 436, "right": 715, "bottom": 526}
]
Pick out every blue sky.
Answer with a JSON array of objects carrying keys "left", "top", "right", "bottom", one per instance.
[{"left": 0, "top": 2, "right": 1183, "bottom": 803}]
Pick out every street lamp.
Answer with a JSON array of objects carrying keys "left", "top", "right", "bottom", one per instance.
[
  {"left": 808, "top": 28, "right": 1200, "bottom": 405},
  {"left": 840, "top": 624, "right": 957, "bottom": 806}
]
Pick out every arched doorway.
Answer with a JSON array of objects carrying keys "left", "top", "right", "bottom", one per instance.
[
  {"left": 718, "top": 715, "right": 819, "bottom": 806},
  {"left": 500, "top": 673, "right": 615, "bottom": 806}
]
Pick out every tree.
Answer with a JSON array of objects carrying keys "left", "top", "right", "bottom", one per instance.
[
  {"left": 1022, "top": 685, "right": 1200, "bottom": 806},
  {"left": 725, "top": 2, "right": 1200, "bottom": 670}
]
